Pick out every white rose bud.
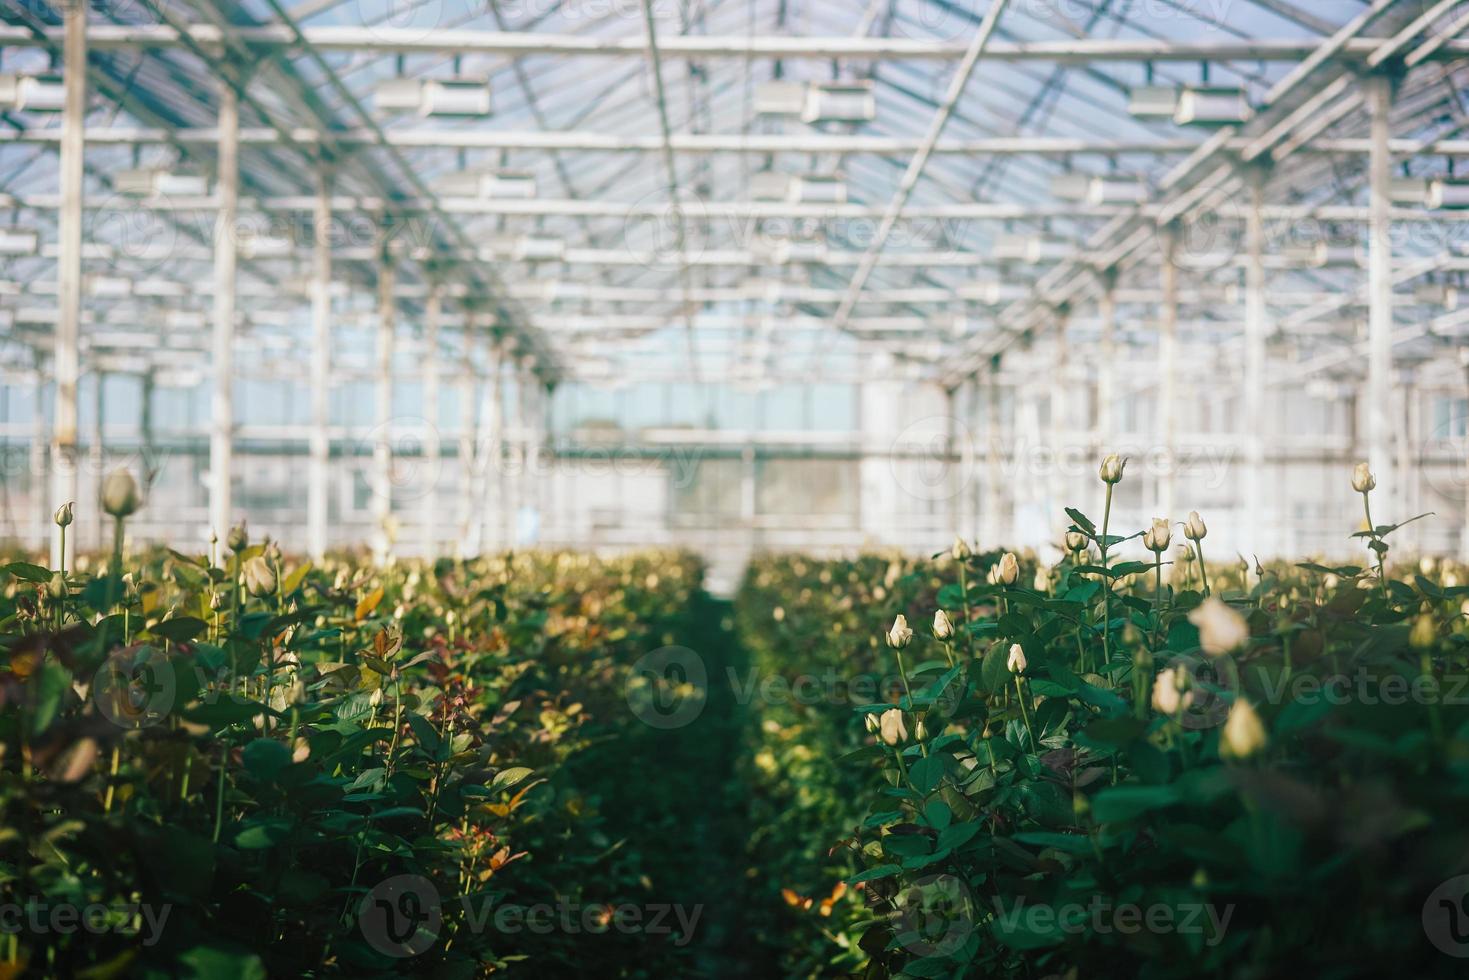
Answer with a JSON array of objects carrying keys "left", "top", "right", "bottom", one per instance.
[
  {"left": 1143, "top": 517, "right": 1172, "bottom": 554},
  {"left": 1151, "top": 666, "right": 1194, "bottom": 715},
  {"left": 914, "top": 720, "right": 928, "bottom": 740},
  {"left": 932, "top": 609, "right": 954, "bottom": 640},
  {"left": 878, "top": 708, "right": 907, "bottom": 746},
  {"left": 1219, "top": 698, "right": 1267, "bottom": 759},
  {"left": 951, "top": 536, "right": 972, "bottom": 561},
  {"left": 227, "top": 522, "right": 249, "bottom": 553},
  {"left": 1188, "top": 597, "right": 1249, "bottom": 655},
  {"left": 1064, "top": 529, "right": 1087, "bottom": 553},
  {"left": 997, "top": 552, "right": 1020, "bottom": 586},
  {"left": 101, "top": 469, "right": 141, "bottom": 518},
  {"left": 864, "top": 713, "right": 880, "bottom": 734},
  {"left": 1184, "top": 511, "right": 1207, "bottom": 541},
  {"left": 242, "top": 555, "right": 277, "bottom": 598},
  {"left": 885, "top": 614, "right": 914, "bottom": 649},
  {"left": 1099, "top": 453, "right": 1127, "bottom": 485},
  {"left": 1007, "top": 643, "right": 1027, "bottom": 674},
  {"left": 1351, "top": 462, "right": 1376, "bottom": 494},
  {"left": 53, "top": 501, "right": 74, "bottom": 528}
]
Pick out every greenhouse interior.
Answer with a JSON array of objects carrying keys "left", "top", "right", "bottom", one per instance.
[{"left": 3, "top": 0, "right": 1469, "bottom": 977}]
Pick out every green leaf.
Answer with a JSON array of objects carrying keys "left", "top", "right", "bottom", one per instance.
[
  {"left": 242, "top": 739, "right": 293, "bottom": 782},
  {"left": 491, "top": 766, "right": 535, "bottom": 793},
  {"left": 1090, "top": 784, "right": 1180, "bottom": 823},
  {"left": 1064, "top": 508, "right": 1096, "bottom": 536},
  {"left": 178, "top": 944, "right": 268, "bottom": 980},
  {"left": 3, "top": 562, "right": 52, "bottom": 583},
  {"left": 909, "top": 755, "right": 946, "bottom": 795},
  {"left": 848, "top": 864, "right": 903, "bottom": 884},
  {"left": 233, "top": 818, "right": 292, "bottom": 850},
  {"left": 150, "top": 616, "right": 209, "bottom": 643},
  {"left": 922, "top": 799, "right": 953, "bottom": 831},
  {"left": 31, "top": 662, "right": 72, "bottom": 736}
]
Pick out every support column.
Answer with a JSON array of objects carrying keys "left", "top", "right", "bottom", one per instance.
[
  {"left": 51, "top": 4, "right": 85, "bottom": 570},
  {"left": 458, "top": 318, "right": 481, "bottom": 556},
  {"left": 477, "top": 339, "right": 505, "bottom": 551},
  {"left": 372, "top": 251, "right": 396, "bottom": 565},
  {"left": 1049, "top": 310, "right": 1068, "bottom": 533},
  {"left": 1397, "top": 371, "right": 1417, "bottom": 552},
  {"left": 421, "top": 284, "right": 442, "bottom": 557},
  {"left": 982, "top": 357, "right": 1004, "bottom": 546},
  {"left": 1462, "top": 352, "right": 1469, "bottom": 561},
  {"left": 1244, "top": 168, "right": 1269, "bottom": 553},
  {"left": 492, "top": 344, "right": 509, "bottom": 550},
  {"left": 31, "top": 358, "right": 48, "bottom": 552},
  {"left": 307, "top": 170, "right": 332, "bottom": 560},
  {"left": 1096, "top": 271, "right": 1117, "bottom": 455},
  {"left": 209, "top": 81, "right": 238, "bottom": 556},
  {"left": 514, "top": 357, "right": 536, "bottom": 546},
  {"left": 91, "top": 372, "right": 104, "bottom": 550},
  {"left": 944, "top": 385, "right": 960, "bottom": 535},
  {"left": 1367, "top": 73, "right": 1396, "bottom": 516},
  {"left": 140, "top": 368, "right": 155, "bottom": 502},
  {"left": 1159, "top": 223, "right": 1179, "bottom": 520}
]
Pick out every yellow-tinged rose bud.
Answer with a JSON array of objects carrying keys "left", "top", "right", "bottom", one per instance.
[
  {"left": 1099, "top": 453, "right": 1127, "bottom": 484},
  {"left": 227, "top": 522, "right": 249, "bottom": 553},
  {"left": 1220, "top": 698, "right": 1267, "bottom": 759},
  {"left": 932, "top": 609, "right": 954, "bottom": 640},
  {"left": 885, "top": 614, "right": 914, "bottom": 649},
  {"left": 1184, "top": 511, "right": 1207, "bottom": 541},
  {"left": 101, "top": 469, "right": 141, "bottom": 518},
  {"left": 1064, "top": 529, "right": 1087, "bottom": 553},
  {"left": 997, "top": 552, "right": 1020, "bottom": 586},
  {"left": 914, "top": 720, "right": 928, "bottom": 740},
  {"left": 878, "top": 708, "right": 907, "bottom": 746},
  {"left": 951, "top": 536, "right": 972, "bottom": 561},
  {"left": 1007, "top": 643, "right": 1027, "bottom": 674},
  {"left": 1143, "top": 517, "right": 1172, "bottom": 554},
  {"left": 1151, "top": 665, "right": 1193, "bottom": 715},
  {"left": 1351, "top": 462, "right": 1376, "bottom": 493},
  {"left": 242, "top": 555, "right": 277, "bottom": 598},
  {"left": 1188, "top": 597, "right": 1250, "bottom": 655},
  {"left": 47, "top": 571, "right": 67, "bottom": 602},
  {"left": 53, "top": 501, "right": 74, "bottom": 527}
]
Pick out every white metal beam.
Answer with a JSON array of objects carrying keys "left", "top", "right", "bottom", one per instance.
[
  {"left": 209, "top": 82, "right": 238, "bottom": 556},
  {"left": 421, "top": 283, "right": 442, "bottom": 557},
  {"left": 4, "top": 25, "right": 1453, "bottom": 60},
  {"left": 372, "top": 253, "right": 395, "bottom": 565},
  {"left": 9, "top": 127, "right": 1469, "bottom": 157},
  {"left": 1244, "top": 170, "right": 1269, "bottom": 553},
  {"left": 306, "top": 171, "right": 331, "bottom": 560},
  {"left": 50, "top": 6, "right": 85, "bottom": 570},
  {"left": 1367, "top": 73, "right": 1396, "bottom": 519}
]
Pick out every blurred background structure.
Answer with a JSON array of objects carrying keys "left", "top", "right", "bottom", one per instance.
[{"left": 0, "top": 0, "right": 1467, "bottom": 589}]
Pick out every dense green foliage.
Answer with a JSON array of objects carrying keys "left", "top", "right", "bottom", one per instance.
[
  {"left": 734, "top": 476, "right": 1469, "bottom": 979},
  {"left": 0, "top": 533, "right": 708, "bottom": 978}
]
